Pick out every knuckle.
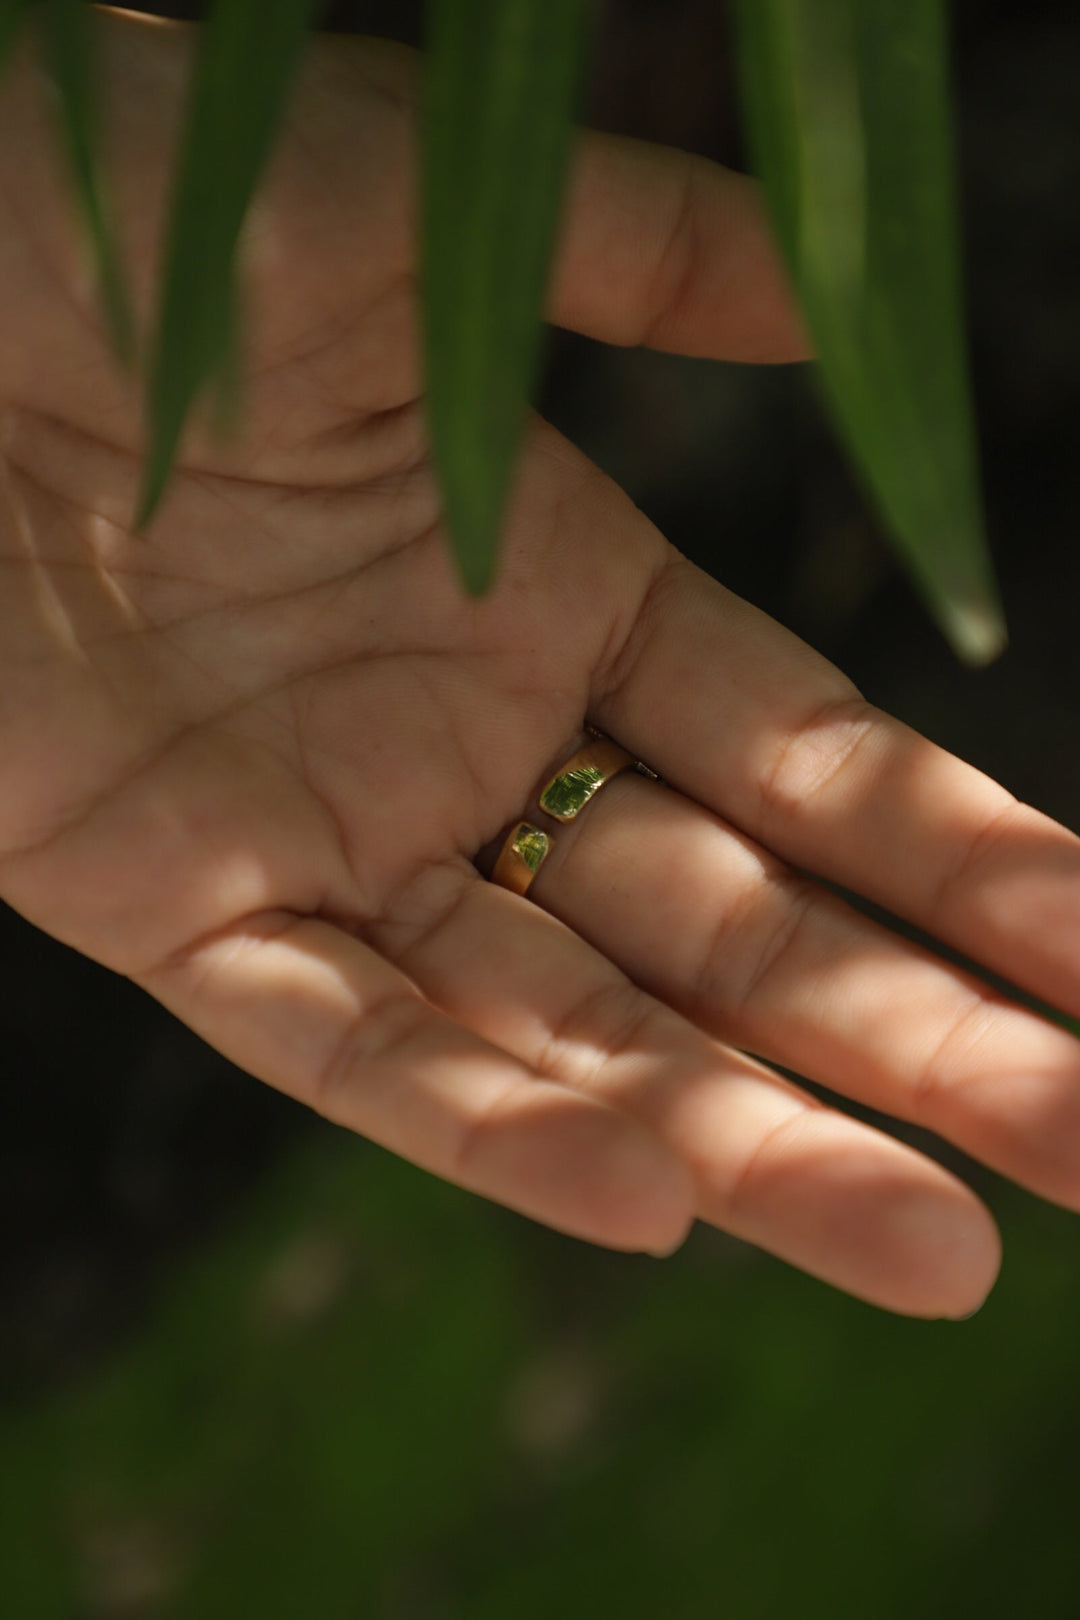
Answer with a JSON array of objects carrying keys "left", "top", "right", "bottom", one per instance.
[
  {"left": 686, "top": 886, "right": 754, "bottom": 1014},
  {"left": 448, "top": 1079, "right": 520, "bottom": 1185},
  {"left": 312, "top": 990, "right": 430, "bottom": 1121},
  {"left": 928, "top": 796, "right": 1022, "bottom": 932},
  {"left": 679, "top": 831, "right": 816, "bottom": 1019},
  {"left": 369, "top": 858, "right": 476, "bottom": 966},
  {"left": 640, "top": 159, "right": 701, "bottom": 348},
  {"left": 723, "top": 1108, "right": 819, "bottom": 1223},
  {"left": 535, "top": 976, "right": 658, "bottom": 1095},
  {"left": 909, "top": 995, "right": 998, "bottom": 1121},
  {"left": 596, "top": 549, "right": 685, "bottom": 712},
  {"left": 756, "top": 693, "right": 873, "bottom": 844},
  {"left": 722, "top": 881, "right": 816, "bottom": 1017}
]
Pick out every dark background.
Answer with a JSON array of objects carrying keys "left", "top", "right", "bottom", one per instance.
[{"left": 3, "top": 3, "right": 1079, "bottom": 1616}]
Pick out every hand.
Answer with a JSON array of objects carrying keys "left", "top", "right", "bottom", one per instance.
[{"left": 1, "top": 11, "right": 1075, "bottom": 1320}]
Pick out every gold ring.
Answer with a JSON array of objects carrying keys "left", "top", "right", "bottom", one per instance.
[{"left": 489, "top": 728, "right": 661, "bottom": 895}]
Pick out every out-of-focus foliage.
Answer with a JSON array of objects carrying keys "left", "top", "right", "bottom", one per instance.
[
  {"left": 2, "top": 0, "right": 1001, "bottom": 656},
  {"left": 136, "top": 0, "right": 324, "bottom": 528},
  {"left": 421, "top": 0, "right": 590, "bottom": 594},
  {"left": 3, "top": 1133, "right": 1079, "bottom": 1618},
  {"left": 38, "top": 0, "right": 135, "bottom": 364},
  {"left": 1, "top": 1, "right": 134, "bottom": 360},
  {"left": 0, "top": 0, "right": 30, "bottom": 79},
  {"left": 735, "top": 0, "right": 1003, "bottom": 663}
]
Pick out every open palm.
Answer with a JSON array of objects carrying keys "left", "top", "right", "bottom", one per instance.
[{"left": 3, "top": 11, "right": 1078, "bottom": 1318}]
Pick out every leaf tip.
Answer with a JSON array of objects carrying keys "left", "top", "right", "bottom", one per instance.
[
  {"left": 132, "top": 467, "right": 166, "bottom": 539},
  {"left": 439, "top": 501, "right": 499, "bottom": 599},
  {"left": 455, "top": 546, "right": 497, "bottom": 599},
  {"left": 944, "top": 599, "right": 1009, "bottom": 667}
]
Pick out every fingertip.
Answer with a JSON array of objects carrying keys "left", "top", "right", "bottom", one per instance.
[
  {"left": 645, "top": 1227, "right": 693, "bottom": 1260},
  {"left": 906, "top": 1184, "right": 1003, "bottom": 1323},
  {"left": 709, "top": 1109, "right": 1003, "bottom": 1321},
  {"left": 848, "top": 1161, "right": 1003, "bottom": 1321},
  {"left": 579, "top": 1107, "right": 698, "bottom": 1258}
]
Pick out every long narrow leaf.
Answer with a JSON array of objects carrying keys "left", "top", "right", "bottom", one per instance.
[
  {"left": 37, "top": 0, "right": 135, "bottom": 365},
  {"left": 136, "top": 0, "right": 323, "bottom": 530},
  {"left": 423, "top": 0, "right": 591, "bottom": 595},
  {"left": 0, "top": 0, "right": 29, "bottom": 80},
  {"left": 735, "top": 0, "right": 1005, "bottom": 664}
]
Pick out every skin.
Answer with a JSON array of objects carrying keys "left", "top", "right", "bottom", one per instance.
[{"left": 1, "top": 9, "right": 1078, "bottom": 1319}]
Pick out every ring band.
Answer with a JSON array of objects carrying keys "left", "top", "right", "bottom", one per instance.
[
  {"left": 584, "top": 721, "right": 661, "bottom": 785},
  {"left": 489, "top": 728, "right": 660, "bottom": 895},
  {"left": 491, "top": 820, "right": 553, "bottom": 896},
  {"left": 538, "top": 735, "right": 639, "bottom": 822}
]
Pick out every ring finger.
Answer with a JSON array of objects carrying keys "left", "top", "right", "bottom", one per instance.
[{"left": 510, "top": 730, "right": 1080, "bottom": 1218}]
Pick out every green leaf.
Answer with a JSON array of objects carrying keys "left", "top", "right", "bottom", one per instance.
[
  {"left": 136, "top": 0, "right": 323, "bottom": 531},
  {"left": 422, "top": 0, "right": 591, "bottom": 596},
  {"left": 36, "top": 0, "right": 135, "bottom": 365},
  {"left": 734, "top": 0, "right": 1005, "bottom": 664},
  {"left": 0, "top": 0, "right": 29, "bottom": 80}
]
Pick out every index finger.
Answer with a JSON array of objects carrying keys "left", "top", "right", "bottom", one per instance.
[
  {"left": 590, "top": 551, "right": 1080, "bottom": 1023},
  {"left": 550, "top": 131, "right": 812, "bottom": 364}
]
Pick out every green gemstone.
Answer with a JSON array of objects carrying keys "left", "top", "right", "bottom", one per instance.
[
  {"left": 540, "top": 763, "right": 605, "bottom": 819},
  {"left": 512, "top": 824, "right": 550, "bottom": 872}
]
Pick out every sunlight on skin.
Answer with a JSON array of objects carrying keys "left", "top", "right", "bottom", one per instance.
[{"left": 1, "top": 8, "right": 1077, "bottom": 1318}]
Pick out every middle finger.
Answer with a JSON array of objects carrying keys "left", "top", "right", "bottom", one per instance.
[{"left": 527, "top": 743, "right": 1080, "bottom": 1215}]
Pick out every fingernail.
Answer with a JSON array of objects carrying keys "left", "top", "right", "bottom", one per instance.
[
  {"left": 942, "top": 1291, "right": 993, "bottom": 1322},
  {"left": 645, "top": 1229, "right": 691, "bottom": 1260}
]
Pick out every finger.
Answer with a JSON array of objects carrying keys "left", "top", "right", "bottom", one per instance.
[
  {"left": 138, "top": 905, "right": 696, "bottom": 1256},
  {"left": 369, "top": 854, "right": 1001, "bottom": 1318},
  {"left": 591, "top": 551, "right": 1080, "bottom": 1023},
  {"left": 515, "top": 762, "right": 1080, "bottom": 1214},
  {"left": 551, "top": 131, "right": 811, "bottom": 363}
]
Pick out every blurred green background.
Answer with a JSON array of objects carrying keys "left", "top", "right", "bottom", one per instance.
[{"left": 3, "top": 2, "right": 1080, "bottom": 1615}]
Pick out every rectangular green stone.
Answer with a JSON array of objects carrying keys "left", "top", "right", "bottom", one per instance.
[{"left": 539, "top": 763, "right": 605, "bottom": 819}]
